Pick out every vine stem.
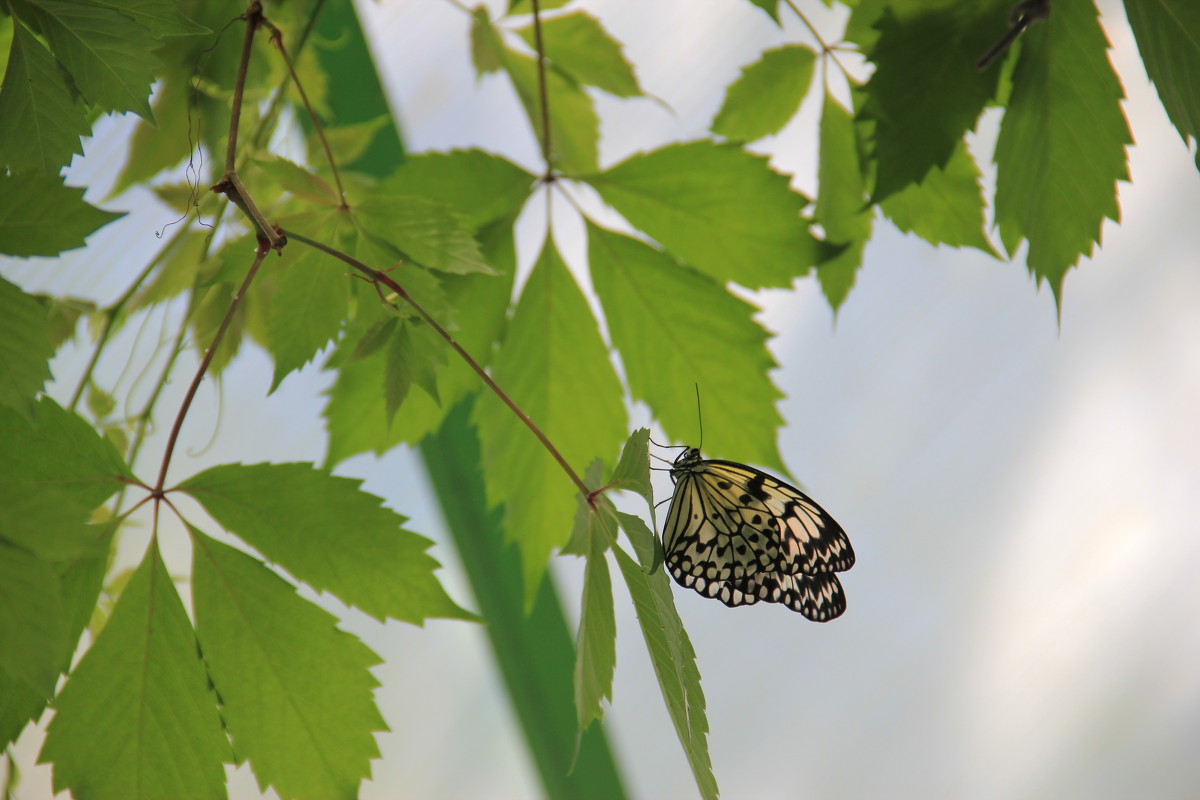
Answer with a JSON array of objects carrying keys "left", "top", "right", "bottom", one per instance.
[
  {"left": 282, "top": 228, "right": 592, "bottom": 501},
  {"left": 226, "top": 1, "right": 263, "bottom": 173},
  {"left": 530, "top": 0, "right": 554, "bottom": 176},
  {"left": 153, "top": 242, "right": 269, "bottom": 494}
]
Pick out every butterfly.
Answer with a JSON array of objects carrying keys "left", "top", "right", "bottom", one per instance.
[{"left": 662, "top": 447, "right": 855, "bottom": 621}]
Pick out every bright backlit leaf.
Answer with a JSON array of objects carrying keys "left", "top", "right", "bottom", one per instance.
[
  {"left": 179, "top": 462, "right": 475, "bottom": 625},
  {"left": 584, "top": 141, "right": 820, "bottom": 288},
  {"left": 191, "top": 530, "right": 384, "bottom": 800}
]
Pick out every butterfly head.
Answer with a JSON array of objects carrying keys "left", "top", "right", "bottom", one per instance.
[{"left": 669, "top": 447, "right": 703, "bottom": 482}]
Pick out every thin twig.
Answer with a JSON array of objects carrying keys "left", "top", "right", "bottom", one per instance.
[
  {"left": 262, "top": 20, "right": 347, "bottom": 204},
  {"left": 530, "top": 0, "right": 555, "bottom": 176},
  {"left": 154, "top": 242, "right": 269, "bottom": 493},
  {"left": 226, "top": 1, "right": 264, "bottom": 173},
  {"left": 977, "top": 0, "right": 1050, "bottom": 71},
  {"left": 283, "top": 228, "right": 591, "bottom": 499}
]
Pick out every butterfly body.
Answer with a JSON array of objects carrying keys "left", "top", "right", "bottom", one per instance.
[{"left": 663, "top": 448, "right": 854, "bottom": 621}]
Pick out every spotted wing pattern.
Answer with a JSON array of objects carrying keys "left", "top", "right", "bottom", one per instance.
[{"left": 662, "top": 448, "right": 854, "bottom": 621}]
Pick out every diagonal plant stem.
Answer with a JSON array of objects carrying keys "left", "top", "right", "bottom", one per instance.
[
  {"left": 282, "top": 228, "right": 591, "bottom": 500},
  {"left": 530, "top": 0, "right": 555, "bottom": 175},
  {"left": 153, "top": 243, "right": 269, "bottom": 494}
]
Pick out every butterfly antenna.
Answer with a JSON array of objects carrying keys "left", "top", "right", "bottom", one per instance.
[{"left": 694, "top": 383, "right": 703, "bottom": 451}]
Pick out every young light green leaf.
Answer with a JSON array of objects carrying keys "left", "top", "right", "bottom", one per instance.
[
  {"left": 516, "top": 11, "right": 643, "bottom": 98},
  {"left": 324, "top": 221, "right": 516, "bottom": 464},
  {"left": 40, "top": 540, "right": 230, "bottom": 800},
  {"left": 575, "top": 497, "right": 616, "bottom": 734},
  {"left": 564, "top": 458, "right": 607, "bottom": 557},
  {"left": 1124, "top": 0, "right": 1200, "bottom": 162},
  {"left": 881, "top": 139, "right": 997, "bottom": 255},
  {"left": 191, "top": 530, "right": 383, "bottom": 800},
  {"left": 814, "top": 91, "right": 872, "bottom": 311},
  {"left": 384, "top": 321, "right": 444, "bottom": 423},
  {"left": 613, "top": 544, "right": 717, "bottom": 800},
  {"left": 609, "top": 428, "right": 653, "bottom": 510},
  {"left": 711, "top": 45, "right": 816, "bottom": 142},
  {"left": 587, "top": 223, "right": 785, "bottom": 473},
  {"left": 0, "top": 20, "right": 88, "bottom": 173},
  {"left": 470, "top": 7, "right": 505, "bottom": 75},
  {"left": 0, "top": 542, "right": 65, "bottom": 697},
  {"left": 860, "top": 0, "right": 1010, "bottom": 200},
  {"left": 379, "top": 149, "right": 534, "bottom": 228},
  {"left": 267, "top": 211, "right": 353, "bottom": 392},
  {"left": 500, "top": 45, "right": 600, "bottom": 174},
  {"left": 0, "top": 277, "right": 53, "bottom": 414},
  {"left": 354, "top": 191, "right": 495, "bottom": 275},
  {"left": 473, "top": 238, "right": 627, "bottom": 608},
  {"left": 584, "top": 141, "right": 820, "bottom": 288},
  {"left": 255, "top": 157, "right": 340, "bottom": 205},
  {"left": 994, "top": 0, "right": 1131, "bottom": 310},
  {"left": 17, "top": 0, "right": 159, "bottom": 120},
  {"left": 178, "top": 462, "right": 475, "bottom": 625},
  {"left": 0, "top": 173, "right": 124, "bottom": 258}
]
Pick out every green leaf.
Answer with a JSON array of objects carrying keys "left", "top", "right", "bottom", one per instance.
[
  {"left": 516, "top": 11, "right": 643, "bottom": 97},
  {"left": 16, "top": 0, "right": 158, "bottom": 120},
  {"left": 0, "top": 19, "right": 89, "bottom": 173},
  {"left": 474, "top": 238, "right": 627, "bottom": 607},
  {"left": 499, "top": 43, "right": 600, "bottom": 173},
  {"left": 584, "top": 141, "right": 820, "bottom": 288},
  {"left": 994, "top": 0, "right": 1131, "bottom": 309},
  {"left": 380, "top": 149, "right": 534, "bottom": 228},
  {"left": 84, "top": 0, "right": 209, "bottom": 39},
  {"left": 711, "top": 45, "right": 816, "bottom": 141},
  {"left": 0, "top": 666, "right": 50, "bottom": 749},
  {"left": 615, "top": 510, "right": 662, "bottom": 574},
  {"left": 0, "top": 277, "right": 53, "bottom": 414},
  {"left": 191, "top": 530, "right": 385, "bottom": 800},
  {"left": 40, "top": 540, "right": 230, "bottom": 800},
  {"left": 575, "top": 505, "right": 616, "bottom": 734},
  {"left": 587, "top": 223, "right": 785, "bottom": 473},
  {"left": 609, "top": 428, "right": 653, "bottom": 510},
  {"left": 384, "top": 320, "right": 444, "bottom": 422},
  {"left": 507, "top": 0, "right": 573, "bottom": 14},
  {"left": 0, "top": 542, "right": 65, "bottom": 697},
  {"left": 0, "top": 553, "right": 105, "bottom": 749},
  {"left": 1124, "top": 0, "right": 1200, "bottom": 162},
  {"left": 355, "top": 191, "right": 495, "bottom": 275},
  {"left": 324, "top": 221, "right": 516, "bottom": 463},
  {"left": 267, "top": 211, "right": 353, "bottom": 391},
  {"left": 178, "top": 462, "right": 474, "bottom": 625},
  {"left": 0, "top": 397, "right": 132, "bottom": 559},
  {"left": 744, "top": 0, "right": 781, "bottom": 24},
  {"left": 255, "top": 157, "right": 340, "bottom": 205},
  {"left": 613, "top": 544, "right": 717, "bottom": 800},
  {"left": 860, "top": 0, "right": 1010, "bottom": 200},
  {"left": 880, "top": 139, "right": 997, "bottom": 255},
  {"left": 470, "top": 7, "right": 505, "bottom": 75},
  {"left": 0, "top": 173, "right": 124, "bottom": 257},
  {"left": 814, "top": 91, "right": 872, "bottom": 311}
]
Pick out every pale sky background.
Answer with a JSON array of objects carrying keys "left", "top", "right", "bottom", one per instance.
[{"left": 5, "top": 1, "right": 1200, "bottom": 798}]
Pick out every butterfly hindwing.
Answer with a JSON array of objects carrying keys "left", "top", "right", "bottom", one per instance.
[{"left": 662, "top": 448, "right": 854, "bottom": 621}]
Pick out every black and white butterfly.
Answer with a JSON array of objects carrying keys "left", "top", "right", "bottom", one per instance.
[{"left": 662, "top": 448, "right": 854, "bottom": 621}]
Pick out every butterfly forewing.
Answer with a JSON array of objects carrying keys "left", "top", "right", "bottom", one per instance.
[{"left": 663, "top": 448, "right": 854, "bottom": 620}]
